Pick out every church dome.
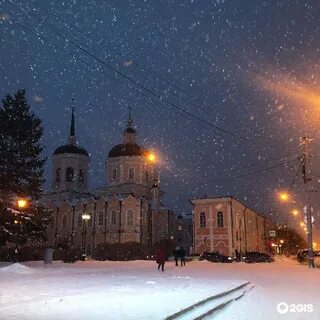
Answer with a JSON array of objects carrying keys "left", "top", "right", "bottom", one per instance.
[
  {"left": 108, "top": 143, "right": 146, "bottom": 158},
  {"left": 53, "top": 144, "right": 89, "bottom": 156}
]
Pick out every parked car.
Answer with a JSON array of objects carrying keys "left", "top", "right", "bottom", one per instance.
[
  {"left": 199, "top": 251, "right": 233, "bottom": 263},
  {"left": 297, "top": 250, "right": 320, "bottom": 263},
  {"left": 242, "top": 252, "right": 274, "bottom": 263}
]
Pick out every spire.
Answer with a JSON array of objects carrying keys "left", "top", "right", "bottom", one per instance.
[
  {"left": 123, "top": 106, "right": 136, "bottom": 144},
  {"left": 68, "top": 97, "right": 76, "bottom": 145},
  {"left": 127, "top": 105, "right": 133, "bottom": 127}
]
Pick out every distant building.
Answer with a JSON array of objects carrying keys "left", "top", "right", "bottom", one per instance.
[
  {"left": 174, "top": 214, "right": 193, "bottom": 253},
  {"left": 190, "top": 196, "right": 267, "bottom": 256},
  {"left": 42, "top": 103, "right": 175, "bottom": 256}
]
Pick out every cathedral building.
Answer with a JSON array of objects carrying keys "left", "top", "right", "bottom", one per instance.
[{"left": 43, "top": 104, "right": 175, "bottom": 256}]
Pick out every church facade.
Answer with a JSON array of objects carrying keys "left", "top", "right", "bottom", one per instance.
[{"left": 43, "top": 105, "right": 175, "bottom": 256}]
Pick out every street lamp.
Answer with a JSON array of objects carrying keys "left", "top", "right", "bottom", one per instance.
[
  {"left": 147, "top": 152, "right": 156, "bottom": 163},
  {"left": 278, "top": 191, "right": 289, "bottom": 202},
  {"left": 292, "top": 209, "right": 299, "bottom": 216},
  {"left": 17, "top": 198, "right": 28, "bottom": 209},
  {"left": 81, "top": 214, "right": 91, "bottom": 258}
]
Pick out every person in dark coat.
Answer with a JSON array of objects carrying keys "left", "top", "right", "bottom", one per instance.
[
  {"left": 179, "top": 246, "right": 186, "bottom": 266},
  {"left": 173, "top": 247, "right": 180, "bottom": 266},
  {"left": 155, "top": 247, "right": 166, "bottom": 271}
]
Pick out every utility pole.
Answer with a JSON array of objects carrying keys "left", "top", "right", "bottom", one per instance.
[{"left": 301, "top": 136, "right": 315, "bottom": 268}]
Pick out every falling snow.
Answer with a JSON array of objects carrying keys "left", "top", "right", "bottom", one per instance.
[{"left": 1, "top": 0, "right": 320, "bottom": 238}]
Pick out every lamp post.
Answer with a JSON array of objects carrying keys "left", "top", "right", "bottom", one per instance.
[
  {"left": 14, "top": 198, "right": 29, "bottom": 261},
  {"left": 81, "top": 213, "right": 91, "bottom": 259}
]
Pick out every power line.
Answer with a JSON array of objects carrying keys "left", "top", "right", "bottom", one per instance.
[
  {"left": 6, "top": 0, "right": 281, "bottom": 147},
  {"left": 202, "top": 158, "right": 295, "bottom": 184},
  {"left": 12, "top": 19, "right": 300, "bottom": 180},
  {"left": 2, "top": 3, "right": 302, "bottom": 189},
  {"left": 33, "top": 1, "right": 208, "bottom": 111}
]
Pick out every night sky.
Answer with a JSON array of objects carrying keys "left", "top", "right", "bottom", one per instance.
[{"left": 1, "top": 0, "right": 320, "bottom": 237}]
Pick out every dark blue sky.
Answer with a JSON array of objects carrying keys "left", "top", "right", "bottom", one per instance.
[{"left": 1, "top": 1, "right": 320, "bottom": 233}]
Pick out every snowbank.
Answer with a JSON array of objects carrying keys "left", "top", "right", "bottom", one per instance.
[{"left": 0, "top": 263, "right": 35, "bottom": 275}]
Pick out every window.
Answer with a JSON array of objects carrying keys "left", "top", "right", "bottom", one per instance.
[
  {"left": 62, "top": 215, "right": 67, "bottom": 228},
  {"left": 50, "top": 218, "right": 55, "bottom": 229},
  {"left": 112, "top": 168, "right": 117, "bottom": 181},
  {"left": 79, "top": 169, "right": 84, "bottom": 183},
  {"left": 145, "top": 171, "right": 149, "bottom": 181},
  {"left": 128, "top": 168, "right": 134, "bottom": 179},
  {"left": 98, "top": 212, "right": 104, "bottom": 226},
  {"left": 77, "top": 214, "right": 82, "bottom": 228},
  {"left": 111, "top": 211, "right": 117, "bottom": 225},
  {"left": 56, "top": 168, "right": 61, "bottom": 182},
  {"left": 66, "top": 167, "right": 74, "bottom": 182},
  {"left": 126, "top": 210, "right": 134, "bottom": 225},
  {"left": 217, "top": 211, "right": 224, "bottom": 228},
  {"left": 200, "top": 212, "right": 206, "bottom": 228},
  {"left": 178, "top": 225, "right": 182, "bottom": 231}
]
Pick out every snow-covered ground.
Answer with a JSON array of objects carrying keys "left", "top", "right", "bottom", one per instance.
[{"left": 0, "top": 257, "right": 319, "bottom": 320}]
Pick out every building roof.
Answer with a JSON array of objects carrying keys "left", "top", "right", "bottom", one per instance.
[
  {"left": 53, "top": 144, "right": 89, "bottom": 156},
  {"left": 108, "top": 143, "right": 146, "bottom": 158},
  {"left": 189, "top": 195, "right": 266, "bottom": 219}
]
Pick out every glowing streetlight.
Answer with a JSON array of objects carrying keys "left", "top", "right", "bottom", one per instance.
[
  {"left": 82, "top": 214, "right": 91, "bottom": 221},
  {"left": 17, "top": 198, "right": 28, "bottom": 209},
  {"left": 278, "top": 192, "right": 289, "bottom": 202},
  {"left": 82, "top": 214, "right": 91, "bottom": 258},
  {"left": 146, "top": 152, "right": 156, "bottom": 163},
  {"left": 280, "top": 239, "right": 284, "bottom": 244},
  {"left": 300, "top": 222, "right": 305, "bottom": 227},
  {"left": 292, "top": 209, "right": 299, "bottom": 216}
]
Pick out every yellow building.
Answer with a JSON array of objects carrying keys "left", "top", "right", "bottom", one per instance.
[{"left": 43, "top": 105, "right": 175, "bottom": 256}]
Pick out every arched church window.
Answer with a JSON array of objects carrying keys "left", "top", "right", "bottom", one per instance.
[
  {"left": 62, "top": 215, "right": 67, "bottom": 228},
  {"left": 200, "top": 212, "right": 206, "bottom": 228},
  {"left": 128, "top": 168, "right": 135, "bottom": 179},
  {"left": 217, "top": 211, "right": 224, "bottom": 228},
  {"left": 98, "top": 212, "right": 104, "bottom": 226},
  {"left": 56, "top": 168, "right": 61, "bottom": 182},
  {"left": 111, "top": 211, "right": 117, "bottom": 225},
  {"left": 77, "top": 213, "right": 82, "bottom": 228},
  {"left": 112, "top": 168, "right": 117, "bottom": 181},
  {"left": 126, "top": 210, "right": 134, "bottom": 225},
  {"left": 79, "top": 169, "right": 84, "bottom": 183},
  {"left": 66, "top": 167, "right": 74, "bottom": 182}
]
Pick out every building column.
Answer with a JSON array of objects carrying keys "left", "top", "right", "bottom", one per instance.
[{"left": 209, "top": 206, "right": 213, "bottom": 252}]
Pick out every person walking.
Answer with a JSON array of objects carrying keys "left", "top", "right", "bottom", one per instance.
[
  {"left": 155, "top": 247, "right": 166, "bottom": 271},
  {"left": 179, "top": 246, "right": 186, "bottom": 266},
  {"left": 173, "top": 246, "right": 180, "bottom": 266}
]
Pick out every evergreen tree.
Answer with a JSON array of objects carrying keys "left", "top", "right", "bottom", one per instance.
[{"left": 0, "top": 89, "right": 51, "bottom": 248}]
